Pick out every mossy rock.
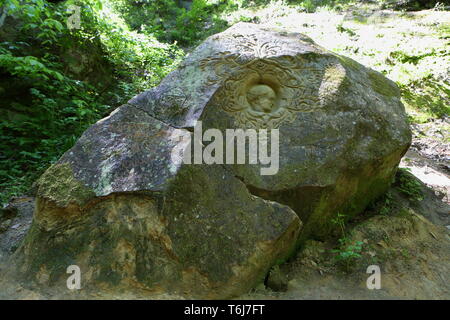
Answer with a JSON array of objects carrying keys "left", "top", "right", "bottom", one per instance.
[{"left": 13, "top": 23, "right": 411, "bottom": 298}]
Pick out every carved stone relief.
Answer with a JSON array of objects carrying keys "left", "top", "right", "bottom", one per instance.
[{"left": 199, "top": 33, "right": 332, "bottom": 129}]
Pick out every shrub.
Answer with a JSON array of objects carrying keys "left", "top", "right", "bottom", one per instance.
[{"left": 0, "top": 0, "right": 183, "bottom": 205}]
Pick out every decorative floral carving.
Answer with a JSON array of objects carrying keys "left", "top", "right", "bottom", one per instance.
[{"left": 200, "top": 35, "right": 326, "bottom": 128}]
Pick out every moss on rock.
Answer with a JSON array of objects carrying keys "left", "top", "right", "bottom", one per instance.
[{"left": 35, "top": 163, "right": 95, "bottom": 208}]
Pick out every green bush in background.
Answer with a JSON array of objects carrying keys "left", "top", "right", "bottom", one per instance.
[{"left": 0, "top": 0, "right": 184, "bottom": 205}]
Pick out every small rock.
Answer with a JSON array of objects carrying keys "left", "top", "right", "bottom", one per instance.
[{"left": 265, "top": 265, "right": 288, "bottom": 292}]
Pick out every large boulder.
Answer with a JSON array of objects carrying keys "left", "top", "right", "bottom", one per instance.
[{"left": 12, "top": 23, "right": 410, "bottom": 298}]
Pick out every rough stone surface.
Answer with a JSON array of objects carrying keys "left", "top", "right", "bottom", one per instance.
[
  {"left": 265, "top": 265, "right": 288, "bottom": 292},
  {"left": 13, "top": 23, "right": 411, "bottom": 298},
  {"left": 0, "top": 197, "right": 34, "bottom": 263}
]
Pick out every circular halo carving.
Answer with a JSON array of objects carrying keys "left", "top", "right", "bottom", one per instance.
[{"left": 212, "top": 59, "right": 320, "bottom": 129}]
